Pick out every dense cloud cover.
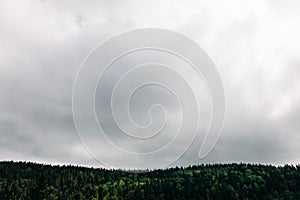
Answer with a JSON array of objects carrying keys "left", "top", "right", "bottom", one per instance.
[{"left": 0, "top": 0, "right": 299, "bottom": 168}]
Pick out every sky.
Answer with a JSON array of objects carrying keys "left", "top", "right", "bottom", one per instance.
[{"left": 0, "top": 0, "right": 299, "bottom": 169}]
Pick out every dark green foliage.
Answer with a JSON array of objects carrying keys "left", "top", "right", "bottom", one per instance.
[{"left": 0, "top": 161, "right": 299, "bottom": 199}]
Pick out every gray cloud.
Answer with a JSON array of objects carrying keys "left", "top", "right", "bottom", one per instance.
[{"left": 0, "top": 0, "right": 299, "bottom": 168}]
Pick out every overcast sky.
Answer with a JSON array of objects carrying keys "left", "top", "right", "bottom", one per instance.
[{"left": 0, "top": 0, "right": 299, "bottom": 169}]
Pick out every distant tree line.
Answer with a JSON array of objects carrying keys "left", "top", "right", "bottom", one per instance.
[{"left": 0, "top": 161, "right": 300, "bottom": 199}]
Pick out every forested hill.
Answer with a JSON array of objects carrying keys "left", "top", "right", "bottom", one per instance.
[{"left": 0, "top": 161, "right": 300, "bottom": 200}]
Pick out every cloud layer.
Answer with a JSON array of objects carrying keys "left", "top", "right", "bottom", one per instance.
[{"left": 0, "top": 0, "right": 299, "bottom": 168}]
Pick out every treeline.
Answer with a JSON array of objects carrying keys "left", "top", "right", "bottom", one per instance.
[{"left": 0, "top": 161, "right": 300, "bottom": 199}]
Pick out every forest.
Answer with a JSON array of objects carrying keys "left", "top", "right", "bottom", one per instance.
[{"left": 0, "top": 161, "right": 299, "bottom": 199}]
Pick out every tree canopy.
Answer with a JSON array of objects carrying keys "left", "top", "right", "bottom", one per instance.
[{"left": 0, "top": 161, "right": 299, "bottom": 199}]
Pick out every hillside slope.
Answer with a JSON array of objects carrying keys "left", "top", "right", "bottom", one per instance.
[{"left": 0, "top": 161, "right": 300, "bottom": 199}]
